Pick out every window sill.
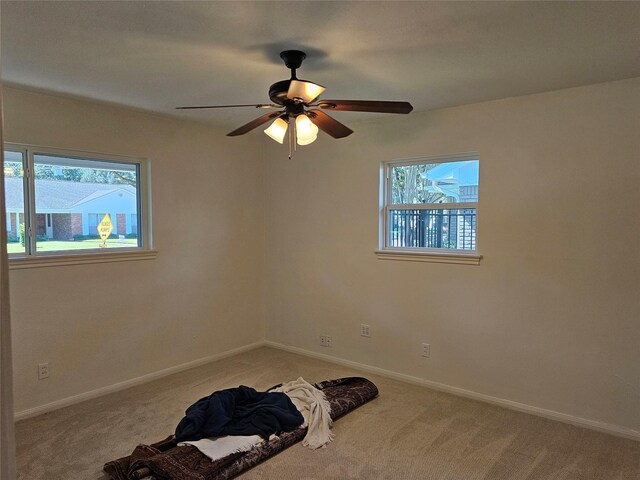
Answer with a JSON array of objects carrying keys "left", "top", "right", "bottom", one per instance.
[
  {"left": 8, "top": 249, "right": 158, "bottom": 270},
  {"left": 375, "top": 249, "right": 482, "bottom": 265}
]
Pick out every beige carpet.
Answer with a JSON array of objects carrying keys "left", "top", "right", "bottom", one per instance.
[{"left": 15, "top": 347, "right": 639, "bottom": 479}]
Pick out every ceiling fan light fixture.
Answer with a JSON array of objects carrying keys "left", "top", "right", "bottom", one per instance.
[
  {"left": 295, "top": 114, "right": 319, "bottom": 145},
  {"left": 287, "top": 80, "right": 325, "bottom": 104},
  {"left": 264, "top": 117, "right": 288, "bottom": 143}
]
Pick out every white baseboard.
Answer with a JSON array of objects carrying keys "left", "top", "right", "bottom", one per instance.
[
  {"left": 16, "top": 339, "right": 640, "bottom": 442},
  {"left": 264, "top": 340, "right": 640, "bottom": 442},
  {"left": 14, "top": 341, "right": 265, "bottom": 421}
]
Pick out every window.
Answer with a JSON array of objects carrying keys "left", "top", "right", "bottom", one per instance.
[
  {"left": 3, "top": 144, "right": 153, "bottom": 265},
  {"left": 378, "top": 153, "right": 481, "bottom": 264}
]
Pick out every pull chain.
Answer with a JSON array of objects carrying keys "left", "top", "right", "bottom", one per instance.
[
  {"left": 288, "top": 119, "right": 292, "bottom": 160},
  {"left": 288, "top": 117, "right": 297, "bottom": 160}
]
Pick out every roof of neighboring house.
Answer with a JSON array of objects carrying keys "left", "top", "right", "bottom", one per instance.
[
  {"left": 3, "top": 177, "right": 136, "bottom": 210},
  {"left": 425, "top": 161, "right": 479, "bottom": 187}
]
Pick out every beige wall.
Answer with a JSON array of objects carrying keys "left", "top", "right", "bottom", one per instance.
[
  {"left": 4, "top": 87, "right": 266, "bottom": 413},
  {"left": 264, "top": 78, "right": 640, "bottom": 432},
  {"left": 4, "top": 79, "right": 639, "bottom": 434}
]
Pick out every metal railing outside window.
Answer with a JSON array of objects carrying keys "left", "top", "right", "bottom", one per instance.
[{"left": 389, "top": 209, "right": 476, "bottom": 250}]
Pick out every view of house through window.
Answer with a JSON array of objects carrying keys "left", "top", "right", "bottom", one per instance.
[
  {"left": 4, "top": 147, "right": 144, "bottom": 255},
  {"left": 3, "top": 150, "right": 26, "bottom": 255},
  {"left": 383, "top": 155, "right": 479, "bottom": 252}
]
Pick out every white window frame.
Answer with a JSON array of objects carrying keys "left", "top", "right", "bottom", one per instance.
[
  {"left": 3, "top": 143, "right": 156, "bottom": 269},
  {"left": 376, "top": 152, "right": 482, "bottom": 265}
]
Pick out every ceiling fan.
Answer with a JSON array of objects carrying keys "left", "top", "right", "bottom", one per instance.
[{"left": 177, "top": 50, "right": 413, "bottom": 151}]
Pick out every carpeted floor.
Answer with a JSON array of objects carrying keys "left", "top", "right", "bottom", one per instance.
[{"left": 15, "top": 347, "right": 640, "bottom": 479}]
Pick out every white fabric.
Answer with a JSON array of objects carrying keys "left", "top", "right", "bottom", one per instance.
[
  {"left": 178, "top": 434, "right": 262, "bottom": 462},
  {"left": 273, "top": 377, "right": 334, "bottom": 450}
]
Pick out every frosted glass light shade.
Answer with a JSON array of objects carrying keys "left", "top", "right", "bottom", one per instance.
[
  {"left": 297, "top": 134, "right": 317, "bottom": 146},
  {"left": 264, "top": 117, "right": 288, "bottom": 144},
  {"left": 295, "top": 115, "right": 319, "bottom": 145},
  {"left": 287, "top": 80, "right": 326, "bottom": 104}
]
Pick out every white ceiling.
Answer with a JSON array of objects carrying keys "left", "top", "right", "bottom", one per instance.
[{"left": 1, "top": 1, "right": 639, "bottom": 131}]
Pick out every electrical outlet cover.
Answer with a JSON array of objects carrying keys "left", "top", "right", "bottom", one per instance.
[{"left": 38, "top": 362, "right": 49, "bottom": 379}]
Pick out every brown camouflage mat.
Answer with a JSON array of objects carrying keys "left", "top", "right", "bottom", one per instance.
[{"left": 104, "top": 377, "right": 378, "bottom": 480}]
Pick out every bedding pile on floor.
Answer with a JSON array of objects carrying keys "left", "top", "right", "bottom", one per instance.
[
  {"left": 104, "top": 377, "right": 378, "bottom": 480},
  {"left": 174, "top": 384, "right": 304, "bottom": 442}
]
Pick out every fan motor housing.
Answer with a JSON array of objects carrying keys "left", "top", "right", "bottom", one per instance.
[{"left": 269, "top": 80, "right": 292, "bottom": 105}]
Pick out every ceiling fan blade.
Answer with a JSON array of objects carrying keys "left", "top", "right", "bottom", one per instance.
[
  {"left": 227, "top": 111, "right": 283, "bottom": 137},
  {"left": 287, "top": 80, "right": 326, "bottom": 104},
  {"left": 176, "top": 104, "right": 279, "bottom": 110},
  {"left": 307, "top": 110, "right": 354, "bottom": 139},
  {"left": 316, "top": 100, "right": 413, "bottom": 114}
]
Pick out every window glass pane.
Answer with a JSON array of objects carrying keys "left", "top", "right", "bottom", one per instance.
[
  {"left": 391, "top": 160, "right": 479, "bottom": 204},
  {"left": 131, "top": 214, "right": 138, "bottom": 235},
  {"left": 33, "top": 153, "right": 140, "bottom": 252},
  {"left": 388, "top": 208, "right": 476, "bottom": 250},
  {"left": 4, "top": 151, "right": 26, "bottom": 255}
]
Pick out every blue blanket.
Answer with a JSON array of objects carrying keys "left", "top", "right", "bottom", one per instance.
[{"left": 174, "top": 385, "right": 304, "bottom": 442}]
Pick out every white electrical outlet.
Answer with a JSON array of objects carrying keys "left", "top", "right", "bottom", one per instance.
[
  {"left": 38, "top": 362, "right": 49, "bottom": 379},
  {"left": 320, "top": 335, "right": 332, "bottom": 347},
  {"left": 360, "top": 324, "right": 371, "bottom": 337},
  {"left": 421, "top": 343, "right": 431, "bottom": 358}
]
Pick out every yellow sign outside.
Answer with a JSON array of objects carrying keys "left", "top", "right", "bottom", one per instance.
[{"left": 97, "top": 214, "right": 113, "bottom": 246}]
